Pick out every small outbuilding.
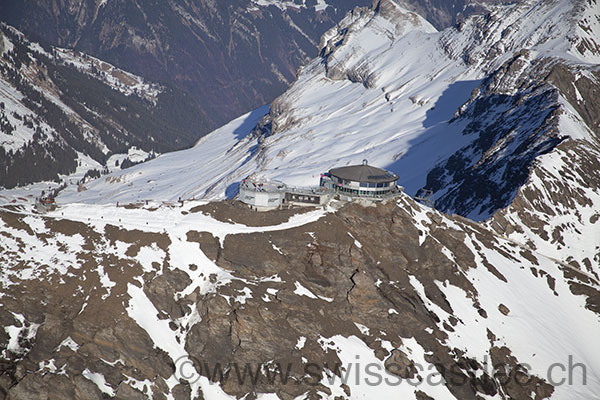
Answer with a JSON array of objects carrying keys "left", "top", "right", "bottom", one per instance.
[
  {"left": 239, "top": 178, "right": 331, "bottom": 211},
  {"left": 35, "top": 195, "right": 56, "bottom": 213},
  {"left": 238, "top": 179, "right": 285, "bottom": 211}
]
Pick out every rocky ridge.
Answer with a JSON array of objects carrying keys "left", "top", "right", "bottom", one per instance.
[{"left": 0, "top": 193, "right": 598, "bottom": 399}]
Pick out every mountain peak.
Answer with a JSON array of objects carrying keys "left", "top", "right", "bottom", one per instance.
[
  {"left": 372, "top": 0, "right": 436, "bottom": 30},
  {"left": 318, "top": 0, "right": 436, "bottom": 87}
]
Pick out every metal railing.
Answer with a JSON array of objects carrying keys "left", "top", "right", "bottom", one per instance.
[
  {"left": 284, "top": 184, "right": 332, "bottom": 196},
  {"left": 240, "top": 179, "right": 403, "bottom": 201},
  {"left": 240, "top": 180, "right": 286, "bottom": 193}
]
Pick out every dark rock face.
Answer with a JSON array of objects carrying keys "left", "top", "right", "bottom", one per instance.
[
  {"left": 422, "top": 55, "right": 563, "bottom": 218},
  {"left": 420, "top": 53, "right": 600, "bottom": 220}
]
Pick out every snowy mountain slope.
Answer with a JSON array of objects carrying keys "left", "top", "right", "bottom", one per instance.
[
  {"left": 0, "top": 195, "right": 598, "bottom": 399},
  {"left": 489, "top": 138, "right": 600, "bottom": 283},
  {"left": 63, "top": 0, "right": 600, "bottom": 219},
  {"left": 57, "top": 105, "right": 270, "bottom": 204},
  {"left": 59, "top": 0, "right": 479, "bottom": 204},
  {"left": 0, "top": 24, "right": 208, "bottom": 189}
]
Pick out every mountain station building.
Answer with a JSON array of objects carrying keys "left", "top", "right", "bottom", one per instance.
[
  {"left": 239, "top": 161, "right": 401, "bottom": 211},
  {"left": 321, "top": 160, "right": 399, "bottom": 200}
]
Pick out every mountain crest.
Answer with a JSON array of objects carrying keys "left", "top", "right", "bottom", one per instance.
[
  {"left": 441, "top": 0, "right": 600, "bottom": 69},
  {"left": 319, "top": 0, "right": 435, "bottom": 86}
]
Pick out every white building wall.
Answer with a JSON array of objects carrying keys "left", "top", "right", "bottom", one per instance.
[{"left": 239, "top": 186, "right": 283, "bottom": 208}]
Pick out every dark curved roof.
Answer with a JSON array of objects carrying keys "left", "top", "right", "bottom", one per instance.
[{"left": 329, "top": 164, "right": 398, "bottom": 183}]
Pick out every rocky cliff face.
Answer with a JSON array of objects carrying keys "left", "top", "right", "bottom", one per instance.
[
  {"left": 417, "top": 0, "right": 600, "bottom": 218},
  {"left": 422, "top": 55, "right": 599, "bottom": 219},
  {"left": 0, "top": 194, "right": 598, "bottom": 399}
]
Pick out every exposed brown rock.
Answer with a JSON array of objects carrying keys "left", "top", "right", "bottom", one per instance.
[
  {"left": 384, "top": 349, "right": 417, "bottom": 379},
  {"left": 0, "top": 193, "right": 592, "bottom": 399}
]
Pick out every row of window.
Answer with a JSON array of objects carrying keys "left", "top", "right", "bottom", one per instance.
[
  {"left": 359, "top": 182, "right": 391, "bottom": 188},
  {"left": 334, "top": 178, "right": 391, "bottom": 188},
  {"left": 338, "top": 187, "right": 393, "bottom": 196},
  {"left": 243, "top": 195, "right": 281, "bottom": 203}
]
